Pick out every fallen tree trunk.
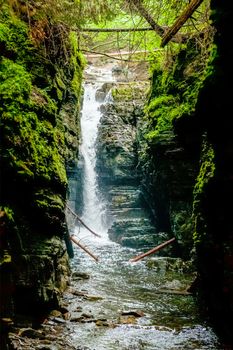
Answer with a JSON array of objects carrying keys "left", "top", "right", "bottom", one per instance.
[
  {"left": 66, "top": 205, "right": 101, "bottom": 238},
  {"left": 161, "top": 0, "right": 204, "bottom": 47},
  {"left": 70, "top": 235, "right": 99, "bottom": 262},
  {"left": 79, "top": 27, "right": 153, "bottom": 33},
  {"left": 128, "top": 0, "right": 185, "bottom": 43},
  {"left": 129, "top": 237, "right": 176, "bottom": 262}
]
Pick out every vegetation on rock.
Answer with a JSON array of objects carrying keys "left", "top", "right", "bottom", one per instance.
[{"left": 0, "top": 0, "right": 84, "bottom": 326}]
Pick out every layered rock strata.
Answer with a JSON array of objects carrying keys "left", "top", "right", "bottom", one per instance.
[{"left": 96, "top": 82, "right": 172, "bottom": 252}]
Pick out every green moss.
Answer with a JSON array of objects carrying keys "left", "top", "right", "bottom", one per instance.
[
  {"left": 192, "top": 136, "right": 216, "bottom": 245},
  {"left": 112, "top": 83, "right": 148, "bottom": 103},
  {"left": 144, "top": 42, "right": 212, "bottom": 145},
  {"left": 0, "top": 58, "right": 31, "bottom": 103},
  {"left": 69, "top": 31, "right": 85, "bottom": 98},
  {"left": 0, "top": 2, "right": 84, "bottom": 241},
  {"left": 34, "top": 190, "right": 64, "bottom": 215},
  {"left": 31, "top": 87, "right": 58, "bottom": 122},
  {"left": 0, "top": 55, "right": 68, "bottom": 193},
  {"left": 144, "top": 95, "right": 177, "bottom": 141},
  {"left": 0, "top": 3, "right": 34, "bottom": 65}
]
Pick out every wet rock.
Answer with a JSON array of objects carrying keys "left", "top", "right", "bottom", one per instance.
[
  {"left": 146, "top": 257, "right": 194, "bottom": 273},
  {"left": 162, "top": 279, "right": 185, "bottom": 291},
  {"left": 62, "top": 312, "right": 70, "bottom": 320},
  {"left": 49, "top": 310, "right": 63, "bottom": 318},
  {"left": 95, "top": 319, "right": 109, "bottom": 327},
  {"left": 81, "top": 313, "right": 92, "bottom": 318},
  {"left": 121, "top": 310, "right": 144, "bottom": 317},
  {"left": 83, "top": 294, "right": 103, "bottom": 301},
  {"left": 95, "top": 82, "right": 114, "bottom": 102},
  {"left": 118, "top": 315, "right": 137, "bottom": 324},
  {"left": 68, "top": 288, "right": 86, "bottom": 297},
  {"left": 95, "top": 90, "right": 105, "bottom": 102},
  {"left": 36, "top": 345, "right": 58, "bottom": 350},
  {"left": 76, "top": 306, "right": 82, "bottom": 312},
  {"left": 70, "top": 312, "right": 93, "bottom": 323},
  {"left": 18, "top": 328, "right": 46, "bottom": 339},
  {"left": 70, "top": 316, "right": 84, "bottom": 322},
  {"left": 72, "top": 272, "right": 90, "bottom": 280},
  {"left": 95, "top": 82, "right": 161, "bottom": 251},
  {"left": 9, "top": 237, "right": 71, "bottom": 317}
]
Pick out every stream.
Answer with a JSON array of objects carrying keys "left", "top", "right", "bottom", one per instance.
[{"left": 65, "top": 65, "right": 220, "bottom": 350}]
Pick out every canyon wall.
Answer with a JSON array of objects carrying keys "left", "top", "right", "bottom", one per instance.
[{"left": 0, "top": 0, "right": 83, "bottom": 334}]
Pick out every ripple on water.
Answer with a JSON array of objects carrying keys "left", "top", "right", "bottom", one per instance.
[
  {"left": 70, "top": 323, "right": 220, "bottom": 350},
  {"left": 68, "top": 238, "right": 221, "bottom": 350}
]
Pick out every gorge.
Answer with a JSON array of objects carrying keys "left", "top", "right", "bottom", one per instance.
[{"left": 0, "top": 1, "right": 233, "bottom": 349}]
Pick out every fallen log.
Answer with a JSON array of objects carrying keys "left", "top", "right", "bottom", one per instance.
[
  {"left": 129, "top": 237, "right": 176, "bottom": 262},
  {"left": 70, "top": 235, "right": 99, "bottom": 263},
  {"left": 161, "top": 0, "right": 204, "bottom": 47},
  {"left": 79, "top": 27, "right": 153, "bottom": 33},
  {"left": 66, "top": 205, "right": 101, "bottom": 238}
]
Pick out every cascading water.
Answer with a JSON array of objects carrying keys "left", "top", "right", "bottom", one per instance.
[{"left": 74, "top": 66, "right": 113, "bottom": 240}]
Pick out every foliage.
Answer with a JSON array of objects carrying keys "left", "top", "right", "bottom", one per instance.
[
  {"left": 143, "top": 27, "right": 214, "bottom": 144},
  {"left": 0, "top": 3, "right": 31, "bottom": 62},
  {"left": 77, "top": 0, "right": 211, "bottom": 60},
  {"left": 0, "top": 57, "right": 67, "bottom": 188}
]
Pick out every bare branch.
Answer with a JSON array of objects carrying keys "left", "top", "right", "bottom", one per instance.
[{"left": 128, "top": 0, "right": 165, "bottom": 37}]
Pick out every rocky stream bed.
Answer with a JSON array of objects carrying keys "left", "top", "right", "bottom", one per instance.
[{"left": 8, "top": 242, "right": 220, "bottom": 350}]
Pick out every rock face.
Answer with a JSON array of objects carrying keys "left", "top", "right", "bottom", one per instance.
[
  {"left": 95, "top": 81, "right": 172, "bottom": 252},
  {"left": 138, "top": 130, "right": 198, "bottom": 259},
  {"left": 0, "top": 1, "right": 83, "bottom": 335},
  {"left": 138, "top": 2, "right": 233, "bottom": 343},
  {"left": 10, "top": 236, "right": 70, "bottom": 315},
  {"left": 191, "top": 2, "right": 233, "bottom": 343}
]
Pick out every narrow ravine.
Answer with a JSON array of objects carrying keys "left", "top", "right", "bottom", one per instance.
[{"left": 65, "top": 65, "right": 220, "bottom": 350}]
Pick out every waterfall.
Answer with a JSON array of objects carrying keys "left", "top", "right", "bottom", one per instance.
[{"left": 74, "top": 66, "right": 114, "bottom": 239}]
